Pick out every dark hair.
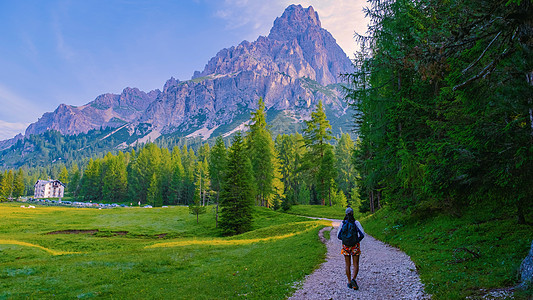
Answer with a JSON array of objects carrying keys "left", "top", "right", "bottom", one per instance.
[{"left": 344, "top": 212, "right": 355, "bottom": 223}]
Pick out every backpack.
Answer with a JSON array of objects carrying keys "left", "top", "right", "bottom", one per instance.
[{"left": 339, "top": 220, "right": 364, "bottom": 246}]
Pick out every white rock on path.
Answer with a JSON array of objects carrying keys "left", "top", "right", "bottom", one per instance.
[{"left": 288, "top": 220, "right": 430, "bottom": 300}]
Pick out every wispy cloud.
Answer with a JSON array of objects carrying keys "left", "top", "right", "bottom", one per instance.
[
  {"left": 0, "top": 84, "right": 44, "bottom": 124},
  {"left": 0, "top": 120, "right": 29, "bottom": 140},
  {"left": 214, "top": 0, "right": 279, "bottom": 38},
  {"left": 212, "top": 0, "right": 368, "bottom": 57},
  {"left": 51, "top": 8, "right": 76, "bottom": 61}
]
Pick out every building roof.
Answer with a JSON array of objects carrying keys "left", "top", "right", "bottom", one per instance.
[{"left": 34, "top": 179, "right": 65, "bottom": 187}]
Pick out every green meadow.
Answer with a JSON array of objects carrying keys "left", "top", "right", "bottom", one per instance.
[
  {"left": 285, "top": 204, "right": 347, "bottom": 220},
  {"left": 0, "top": 203, "right": 330, "bottom": 299}
]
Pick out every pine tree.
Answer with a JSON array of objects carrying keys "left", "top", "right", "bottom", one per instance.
[
  {"left": 13, "top": 169, "right": 25, "bottom": 198},
  {"left": 80, "top": 159, "right": 102, "bottom": 202},
  {"left": 128, "top": 143, "right": 162, "bottom": 204},
  {"left": 318, "top": 146, "right": 337, "bottom": 206},
  {"left": 181, "top": 145, "right": 196, "bottom": 204},
  {"left": 4, "top": 170, "right": 14, "bottom": 199},
  {"left": 170, "top": 146, "right": 185, "bottom": 204},
  {"left": 335, "top": 133, "right": 356, "bottom": 203},
  {"left": 208, "top": 136, "right": 227, "bottom": 228},
  {"left": 0, "top": 170, "right": 13, "bottom": 200},
  {"left": 69, "top": 163, "right": 81, "bottom": 198},
  {"left": 302, "top": 100, "right": 334, "bottom": 205},
  {"left": 190, "top": 161, "right": 208, "bottom": 223},
  {"left": 58, "top": 165, "right": 69, "bottom": 187},
  {"left": 219, "top": 132, "right": 255, "bottom": 236},
  {"left": 0, "top": 171, "right": 4, "bottom": 201},
  {"left": 147, "top": 172, "right": 162, "bottom": 207},
  {"left": 102, "top": 153, "right": 128, "bottom": 203},
  {"left": 246, "top": 98, "right": 277, "bottom": 207},
  {"left": 159, "top": 147, "right": 173, "bottom": 205},
  {"left": 194, "top": 159, "right": 209, "bottom": 206}
]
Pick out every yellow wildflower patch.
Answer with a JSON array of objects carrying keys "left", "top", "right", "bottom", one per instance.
[
  {"left": 0, "top": 239, "right": 80, "bottom": 255},
  {"left": 146, "top": 220, "right": 331, "bottom": 249}
]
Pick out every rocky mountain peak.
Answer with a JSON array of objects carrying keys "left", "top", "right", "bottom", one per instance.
[
  {"left": 163, "top": 77, "right": 179, "bottom": 92},
  {"left": 268, "top": 5, "right": 321, "bottom": 41}
]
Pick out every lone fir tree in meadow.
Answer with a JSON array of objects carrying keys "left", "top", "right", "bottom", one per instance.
[
  {"left": 189, "top": 170, "right": 207, "bottom": 224},
  {"left": 219, "top": 132, "right": 255, "bottom": 236}
]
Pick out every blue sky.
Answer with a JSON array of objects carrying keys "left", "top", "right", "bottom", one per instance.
[{"left": 0, "top": 0, "right": 367, "bottom": 140}]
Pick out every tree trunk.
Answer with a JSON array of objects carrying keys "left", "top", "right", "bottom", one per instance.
[
  {"left": 215, "top": 191, "right": 219, "bottom": 228},
  {"left": 370, "top": 190, "right": 375, "bottom": 213},
  {"left": 321, "top": 178, "right": 325, "bottom": 205},
  {"left": 526, "top": 71, "right": 533, "bottom": 136},
  {"left": 517, "top": 198, "right": 525, "bottom": 225}
]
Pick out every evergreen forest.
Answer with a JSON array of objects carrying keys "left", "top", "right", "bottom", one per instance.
[{"left": 346, "top": 0, "right": 532, "bottom": 223}]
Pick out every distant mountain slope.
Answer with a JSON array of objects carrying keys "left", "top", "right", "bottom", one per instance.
[
  {"left": 4, "top": 4, "right": 354, "bottom": 150},
  {"left": 24, "top": 87, "right": 160, "bottom": 136}
]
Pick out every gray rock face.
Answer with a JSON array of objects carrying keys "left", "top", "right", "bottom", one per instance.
[
  {"left": 20, "top": 4, "right": 353, "bottom": 143},
  {"left": 519, "top": 241, "right": 533, "bottom": 289}
]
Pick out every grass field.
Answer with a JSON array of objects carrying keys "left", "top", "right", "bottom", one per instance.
[
  {"left": 284, "top": 204, "right": 349, "bottom": 220},
  {"left": 0, "top": 203, "right": 330, "bottom": 299}
]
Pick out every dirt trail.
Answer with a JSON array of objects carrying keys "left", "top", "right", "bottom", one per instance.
[{"left": 288, "top": 220, "right": 429, "bottom": 299}]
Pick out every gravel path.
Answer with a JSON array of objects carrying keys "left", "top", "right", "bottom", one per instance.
[{"left": 288, "top": 220, "right": 429, "bottom": 299}]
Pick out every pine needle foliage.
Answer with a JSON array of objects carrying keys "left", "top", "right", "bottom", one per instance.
[{"left": 219, "top": 132, "right": 255, "bottom": 236}]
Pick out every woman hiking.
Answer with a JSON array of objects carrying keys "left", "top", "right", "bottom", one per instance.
[{"left": 337, "top": 207, "right": 365, "bottom": 290}]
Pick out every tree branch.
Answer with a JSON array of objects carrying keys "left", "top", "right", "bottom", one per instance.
[{"left": 462, "top": 31, "right": 502, "bottom": 74}]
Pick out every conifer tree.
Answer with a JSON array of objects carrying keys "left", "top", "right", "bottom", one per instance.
[
  {"left": 208, "top": 136, "right": 227, "bottom": 227},
  {"left": 318, "top": 146, "right": 337, "bottom": 206},
  {"left": 170, "top": 146, "right": 185, "bottom": 204},
  {"left": 0, "top": 170, "right": 14, "bottom": 200},
  {"left": 335, "top": 133, "right": 356, "bottom": 202},
  {"left": 194, "top": 159, "right": 209, "bottom": 206},
  {"left": 102, "top": 153, "right": 128, "bottom": 203},
  {"left": 159, "top": 148, "right": 173, "bottom": 205},
  {"left": 246, "top": 98, "right": 277, "bottom": 207},
  {"left": 69, "top": 163, "right": 81, "bottom": 198},
  {"left": 147, "top": 173, "right": 162, "bottom": 207},
  {"left": 80, "top": 159, "right": 102, "bottom": 202},
  {"left": 219, "top": 132, "right": 255, "bottom": 236},
  {"left": 128, "top": 143, "right": 162, "bottom": 204},
  {"left": 59, "top": 165, "right": 69, "bottom": 186},
  {"left": 13, "top": 168, "right": 25, "bottom": 198},
  {"left": 302, "top": 100, "right": 334, "bottom": 205},
  {"left": 181, "top": 145, "right": 196, "bottom": 204},
  {"left": 189, "top": 194, "right": 206, "bottom": 224}
]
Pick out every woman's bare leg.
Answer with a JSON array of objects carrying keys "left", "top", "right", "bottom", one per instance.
[
  {"left": 352, "top": 254, "right": 360, "bottom": 280},
  {"left": 344, "top": 255, "right": 352, "bottom": 283}
]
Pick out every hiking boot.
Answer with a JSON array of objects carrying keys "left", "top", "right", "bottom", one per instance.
[
  {"left": 351, "top": 278, "right": 359, "bottom": 290},
  {"left": 347, "top": 282, "right": 353, "bottom": 289}
]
